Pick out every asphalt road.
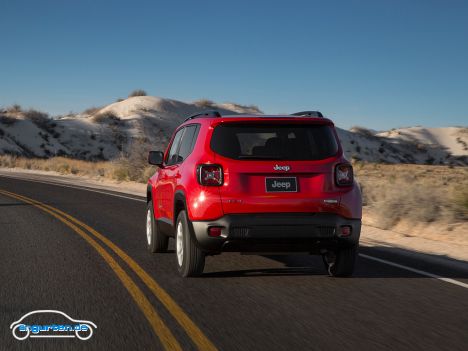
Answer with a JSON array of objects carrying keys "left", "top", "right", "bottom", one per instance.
[{"left": 0, "top": 175, "right": 467, "bottom": 351}]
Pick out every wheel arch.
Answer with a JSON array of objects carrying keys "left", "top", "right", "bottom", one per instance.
[
  {"left": 174, "top": 190, "right": 188, "bottom": 227},
  {"left": 146, "top": 183, "right": 152, "bottom": 203}
]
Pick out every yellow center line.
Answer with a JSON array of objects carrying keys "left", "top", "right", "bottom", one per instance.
[
  {"left": 0, "top": 189, "right": 182, "bottom": 351},
  {"left": 0, "top": 189, "right": 218, "bottom": 351}
]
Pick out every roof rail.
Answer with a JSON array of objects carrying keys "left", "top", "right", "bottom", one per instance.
[
  {"left": 291, "top": 111, "right": 323, "bottom": 118},
  {"left": 184, "top": 110, "right": 221, "bottom": 122}
]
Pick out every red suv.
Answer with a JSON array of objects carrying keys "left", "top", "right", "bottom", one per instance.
[{"left": 146, "top": 111, "right": 362, "bottom": 277}]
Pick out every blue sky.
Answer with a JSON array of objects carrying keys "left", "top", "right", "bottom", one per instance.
[{"left": 1, "top": 0, "right": 467, "bottom": 130}]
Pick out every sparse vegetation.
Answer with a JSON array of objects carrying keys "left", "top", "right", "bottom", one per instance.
[
  {"left": 83, "top": 106, "right": 102, "bottom": 115},
  {"left": 23, "top": 109, "right": 58, "bottom": 133},
  {"left": 194, "top": 99, "right": 215, "bottom": 108},
  {"left": 222, "top": 102, "right": 262, "bottom": 114},
  {"left": 355, "top": 162, "right": 468, "bottom": 230},
  {"left": 453, "top": 187, "right": 468, "bottom": 215},
  {"left": 128, "top": 89, "right": 147, "bottom": 97},
  {"left": 247, "top": 104, "right": 260, "bottom": 112},
  {"left": 0, "top": 154, "right": 155, "bottom": 184},
  {"left": 0, "top": 115, "right": 17, "bottom": 126},
  {"left": 7, "top": 104, "right": 22, "bottom": 113},
  {"left": 93, "top": 111, "right": 122, "bottom": 125},
  {"left": 350, "top": 126, "right": 374, "bottom": 137},
  {"left": 456, "top": 137, "right": 468, "bottom": 151},
  {"left": 23, "top": 109, "right": 49, "bottom": 122}
]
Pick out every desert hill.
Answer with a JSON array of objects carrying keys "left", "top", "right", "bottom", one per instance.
[{"left": 0, "top": 96, "right": 466, "bottom": 165}]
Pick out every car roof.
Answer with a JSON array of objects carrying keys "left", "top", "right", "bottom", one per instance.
[
  {"left": 221, "top": 114, "right": 295, "bottom": 118},
  {"left": 181, "top": 114, "right": 334, "bottom": 127}
]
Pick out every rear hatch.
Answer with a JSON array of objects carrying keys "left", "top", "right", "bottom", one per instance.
[{"left": 210, "top": 119, "right": 343, "bottom": 214}]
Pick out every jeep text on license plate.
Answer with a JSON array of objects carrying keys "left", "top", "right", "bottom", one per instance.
[{"left": 265, "top": 177, "right": 298, "bottom": 192}]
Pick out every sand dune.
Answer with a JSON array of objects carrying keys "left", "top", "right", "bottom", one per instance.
[{"left": 1, "top": 96, "right": 466, "bottom": 165}]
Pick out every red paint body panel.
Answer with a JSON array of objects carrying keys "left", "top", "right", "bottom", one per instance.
[{"left": 148, "top": 115, "right": 362, "bottom": 226}]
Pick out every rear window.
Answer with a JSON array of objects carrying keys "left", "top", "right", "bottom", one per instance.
[{"left": 210, "top": 124, "right": 339, "bottom": 160}]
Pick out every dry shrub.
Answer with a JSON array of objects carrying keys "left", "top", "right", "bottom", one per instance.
[
  {"left": 0, "top": 155, "right": 116, "bottom": 178},
  {"left": 22, "top": 109, "right": 59, "bottom": 136},
  {"left": 128, "top": 89, "right": 147, "bottom": 97},
  {"left": 223, "top": 102, "right": 263, "bottom": 114},
  {"left": 93, "top": 111, "right": 122, "bottom": 124},
  {"left": 350, "top": 126, "right": 375, "bottom": 137},
  {"left": 112, "top": 138, "right": 155, "bottom": 182},
  {"left": 111, "top": 159, "right": 154, "bottom": 182},
  {"left": 7, "top": 104, "right": 22, "bottom": 113},
  {"left": 194, "top": 99, "right": 215, "bottom": 108},
  {"left": 453, "top": 187, "right": 468, "bottom": 218},
  {"left": 247, "top": 104, "right": 261, "bottom": 113},
  {"left": 0, "top": 138, "right": 160, "bottom": 183},
  {"left": 23, "top": 109, "right": 56, "bottom": 131},
  {"left": 0, "top": 155, "right": 17, "bottom": 168},
  {"left": 365, "top": 181, "right": 442, "bottom": 228},
  {"left": 83, "top": 106, "right": 102, "bottom": 115},
  {"left": 0, "top": 115, "right": 17, "bottom": 125},
  {"left": 23, "top": 109, "right": 49, "bottom": 122},
  {"left": 356, "top": 163, "right": 468, "bottom": 229}
]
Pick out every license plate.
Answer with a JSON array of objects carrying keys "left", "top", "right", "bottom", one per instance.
[{"left": 265, "top": 177, "right": 297, "bottom": 192}]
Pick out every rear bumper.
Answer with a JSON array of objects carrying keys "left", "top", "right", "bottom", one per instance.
[{"left": 191, "top": 213, "right": 361, "bottom": 253}]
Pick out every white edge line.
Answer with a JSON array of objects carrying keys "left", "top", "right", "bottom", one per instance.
[
  {"left": 359, "top": 253, "right": 468, "bottom": 289},
  {"left": 0, "top": 174, "right": 146, "bottom": 202}
]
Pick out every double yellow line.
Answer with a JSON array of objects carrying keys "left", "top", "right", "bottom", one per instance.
[{"left": 0, "top": 189, "right": 217, "bottom": 351}]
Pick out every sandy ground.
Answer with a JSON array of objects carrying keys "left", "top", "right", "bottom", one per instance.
[
  {"left": 0, "top": 167, "right": 467, "bottom": 264},
  {"left": 360, "top": 225, "right": 468, "bottom": 263}
]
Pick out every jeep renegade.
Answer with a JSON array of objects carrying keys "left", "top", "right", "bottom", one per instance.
[{"left": 146, "top": 111, "right": 362, "bottom": 277}]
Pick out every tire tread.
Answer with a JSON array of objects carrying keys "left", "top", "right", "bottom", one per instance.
[
  {"left": 177, "top": 210, "right": 205, "bottom": 277},
  {"left": 147, "top": 201, "right": 168, "bottom": 253}
]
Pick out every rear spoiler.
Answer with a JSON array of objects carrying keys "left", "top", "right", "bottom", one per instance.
[
  {"left": 290, "top": 111, "right": 323, "bottom": 117},
  {"left": 184, "top": 110, "right": 221, "bottom": 122}
]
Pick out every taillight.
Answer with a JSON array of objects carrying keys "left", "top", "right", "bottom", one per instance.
[
  {"left": 197, "top": 164, "right": 223, "bottom": 186},
  {"left": 208, "top": 227, "right": 223, "bottom": 237},
  {"left": 335, "top": 163, "right": 353, "bottom": 186},
  {"left": 339, "top": 225, "right": 352, "bottom": 237}
]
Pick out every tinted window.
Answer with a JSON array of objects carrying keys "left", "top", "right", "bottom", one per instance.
[
  {"left": 178, "top": 125, "right": 199, "bottom": 162},
  {"left": 211, "top": 124, "right": 338, "bottom": 160},
  {"left": 166, "top": 128, "right": 184, "bottom": 165}
]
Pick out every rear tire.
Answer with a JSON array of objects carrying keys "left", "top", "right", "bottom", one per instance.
[
  {"left": 146, "top": 201, "right": 168, "bottom": 253},
  {"left": 323, "top": 245, "right": 358, "bottom": 277},
  {"left": 176, "top": 210, "right": 205, "bottom": 277}
]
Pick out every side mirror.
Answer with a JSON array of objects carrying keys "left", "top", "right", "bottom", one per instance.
[{"left": 148, "top": 151, "right": 164, "bottom": 167}]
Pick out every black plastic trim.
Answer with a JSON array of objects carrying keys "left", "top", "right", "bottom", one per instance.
[
  {"left": 157, "top": 217, "right": 174, "bottom": 237},
  {"left": 291, "top": 111, "right": 323, "bottom": 117},
  {"left": 184, "top": 110, "right": 221, "bottom": 122},
  {"left": 191, "top": 213, "right": 361, "bottom": 253}
]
